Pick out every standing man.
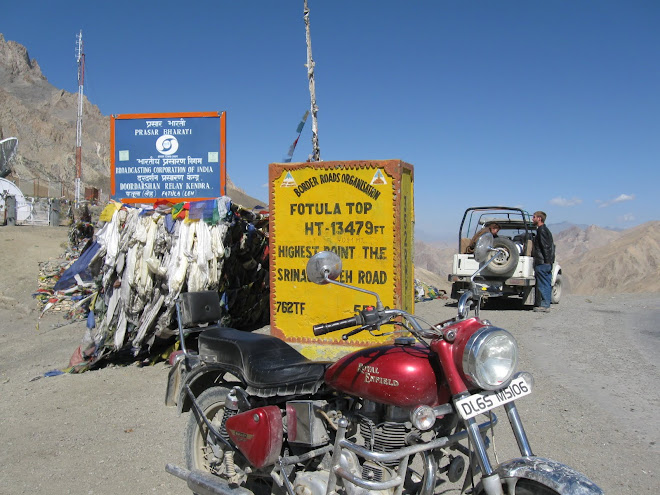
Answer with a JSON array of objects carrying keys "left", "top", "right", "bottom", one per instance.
[{"left": 532, "top": 211, "right": 555, "bottom": 312}]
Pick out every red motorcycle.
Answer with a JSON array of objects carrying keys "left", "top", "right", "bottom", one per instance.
[{"left": 165, "top": 239, "right": 602, "bottom": 495}]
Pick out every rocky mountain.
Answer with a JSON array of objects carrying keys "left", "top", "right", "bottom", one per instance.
[
  {"left": 0, "top": 34, "right": 265, "bottom": 207},
  {"left": 561, "top": 221, "right": 660, "bottom": 294},
  {"left": 414, "top": 266, "right": 450, "bottom": 293},
  {"left": 554, "top": 224, "right": 622, "bottom": 262},
  {"left": 414, "top": 240, "right": 454, "bottom": 291},
  {"left": 0, "top": 34, "right": 111, "bottom": 191},
  {"left": 548, "top": 221, "right": 590, "bottom": 234}
]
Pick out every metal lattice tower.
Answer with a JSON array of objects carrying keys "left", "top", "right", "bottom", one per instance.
[{"left": 75, "top": 30, "right": 85, "bottom": 206}]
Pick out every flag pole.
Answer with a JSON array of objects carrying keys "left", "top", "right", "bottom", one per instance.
[{"left": 303, "top": 0, "right": 320, "bottom": 161}]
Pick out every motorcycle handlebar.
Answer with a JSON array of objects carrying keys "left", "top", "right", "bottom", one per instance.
[
  {"left": 312, "top": 307, "right": 435, "bottom": 340},
  {"left": 313, "top": 316, "right": 361, "bottom": 336}
]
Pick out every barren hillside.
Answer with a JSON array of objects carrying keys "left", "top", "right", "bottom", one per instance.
[
  {"left": 562, "top": 221, "right": 660, "bottom": 294},
  {"left": 554, "top": 224, "right": 622, "bottom": 261},
  {"left": 414, "top": 266, "right": 451, "bottom": 292},
  {"left": 0, "top": 34, "right": 111, "bottom": 191},
  {"left": 414, "top": 240, "right": 453, "bottom": 285}
]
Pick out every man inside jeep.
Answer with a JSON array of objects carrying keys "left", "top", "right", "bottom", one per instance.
[{"left": 467, "top": 222, "right": 500, "bottom": 253}]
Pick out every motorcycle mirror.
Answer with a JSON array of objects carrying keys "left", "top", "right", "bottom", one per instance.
[
  {"left": 306, "top": 251, "right": 343, "bottom": 284},
  {"left": 474, "top": 233, "right": 494, "bottom": 263}
]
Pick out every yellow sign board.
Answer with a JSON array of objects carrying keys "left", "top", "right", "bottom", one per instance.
[{"left": 269, "top": 160, "right": 414, "bottom": 347}]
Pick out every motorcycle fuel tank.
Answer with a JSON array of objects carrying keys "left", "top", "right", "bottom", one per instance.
[{"left": 325, "top": 343, "right": 449, "bottom": 408}]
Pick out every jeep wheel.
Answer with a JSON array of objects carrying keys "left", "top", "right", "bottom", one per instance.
[
  {"left": 552, "top": 273, "right": 563, "bottom": 304},
  {"left": 482, "top": 237, "right": 519, "bottom": 277}
]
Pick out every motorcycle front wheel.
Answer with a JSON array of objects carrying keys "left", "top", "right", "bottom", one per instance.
[{"left": 477, "top": 478, "right": 560, "bottom": 494}]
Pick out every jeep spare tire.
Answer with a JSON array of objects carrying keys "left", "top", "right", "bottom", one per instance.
[{"left": 482, "top": 237, "right": 519, "bottom": 277}]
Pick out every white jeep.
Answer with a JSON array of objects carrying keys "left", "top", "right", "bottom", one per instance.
[{"left": 448, "top": 206, "right": 562, "bottom": 306}]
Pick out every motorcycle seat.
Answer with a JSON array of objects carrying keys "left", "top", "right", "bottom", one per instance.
[{"left": 198, "top": 327, "right": 329, "bottom": 394}]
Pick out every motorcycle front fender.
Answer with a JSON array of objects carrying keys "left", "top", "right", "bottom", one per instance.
[{"left": 491, "top": 456, "right": 603, "bottom": 495}]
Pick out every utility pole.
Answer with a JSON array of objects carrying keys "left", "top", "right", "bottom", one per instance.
[
  {"left": 303, "top": 0, "right": 320, "bottom": 161},
  {"left": 74, "top": 30, "right": 85, "bottom": 207}
]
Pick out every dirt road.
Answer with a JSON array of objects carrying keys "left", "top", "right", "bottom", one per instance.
[{"left": 0, "top": 225, "right": 658, "bottom": 494}]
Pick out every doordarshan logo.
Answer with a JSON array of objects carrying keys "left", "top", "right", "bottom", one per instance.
[{"left": 156, "top": 135, "right": 179, "bottom": 155}]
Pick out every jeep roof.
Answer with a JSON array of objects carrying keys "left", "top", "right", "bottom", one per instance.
[{"left": 458, "top": 206, "right": 536, "bottom": 250}]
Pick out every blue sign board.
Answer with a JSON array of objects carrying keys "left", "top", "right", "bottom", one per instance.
[{"left": 111, "top": 112, "right": 226, "bottom": 202}]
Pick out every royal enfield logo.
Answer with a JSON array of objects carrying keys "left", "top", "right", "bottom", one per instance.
[
  {"left": 356, "top": 363, "right": 399, "bottom": 387},
  {"left": 228, "top": 429, "right": 253, "bottom": 442}
]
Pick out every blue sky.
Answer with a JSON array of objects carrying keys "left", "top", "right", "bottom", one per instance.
[{"left": 3, "top": 1, "right": 659, "bottom": 240}]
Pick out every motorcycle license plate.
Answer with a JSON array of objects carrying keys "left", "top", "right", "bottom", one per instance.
[{"left": 456, "top": 376, "right": 532, "bottom": 420}]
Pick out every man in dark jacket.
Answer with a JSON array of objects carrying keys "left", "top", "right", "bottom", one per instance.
[{"left": 532, "top": 211, "right": 555, "bottom": 312}]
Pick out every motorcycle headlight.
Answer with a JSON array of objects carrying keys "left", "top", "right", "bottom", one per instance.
[{"left": 462, "top": 327, "right": 518, "bottom": 390}]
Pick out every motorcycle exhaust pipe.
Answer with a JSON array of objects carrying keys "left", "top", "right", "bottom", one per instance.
[{"left": 166, "top": 464, "right": 253, "bottom": 495}]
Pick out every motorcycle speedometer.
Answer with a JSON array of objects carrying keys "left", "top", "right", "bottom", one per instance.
[{"left": 462, "top": 327, "right": 518, "bottom": 390}]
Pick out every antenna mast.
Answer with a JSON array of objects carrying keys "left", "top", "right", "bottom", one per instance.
[
  {"left": 75, "top": 30, "right": 85, "bottom": 207},
  {"left": 303, "top": 0, "right": 320, "bottom": 161}
]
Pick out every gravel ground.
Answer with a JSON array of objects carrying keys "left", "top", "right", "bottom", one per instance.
[{"left": 1, "top": 226, "right": 658, "bottom": 494}]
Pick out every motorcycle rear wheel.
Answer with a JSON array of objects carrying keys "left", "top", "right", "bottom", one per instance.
[
  {"left": 185, "top": 387, "right": 281, "bottom": 495},
  {"left": 184, "top": 386, "right": 234, "bottom": 476}
]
